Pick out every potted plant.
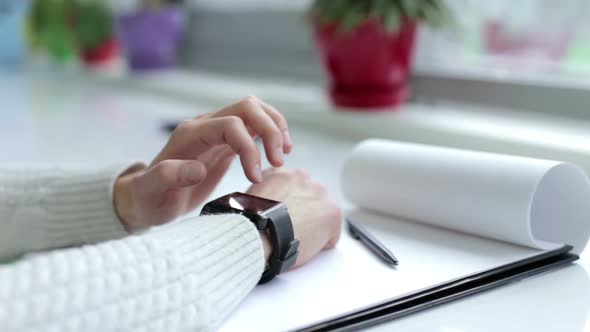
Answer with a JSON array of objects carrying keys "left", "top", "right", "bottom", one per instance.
[
  {"left": 309, "top": 0, "right": 452, "bottom": 110},
  {"left": 29, "top": 0, "right": 119, "bottom": 67},
  {"left": 73, "top": 0, "right": 119, "bottom": 68},
  {"left": 117, "top": 0, "right": 185, "bottom": 71},
  {"left": 29, "top": 0, "right": 77, "bottom": 63}
]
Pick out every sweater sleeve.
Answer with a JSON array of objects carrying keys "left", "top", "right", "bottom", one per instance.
[
  {"left": 0, "top": 214, "right": 265, "bottom": 332},
  {"left": 0, "top": 164, "right": 144, "bottom": 261}
]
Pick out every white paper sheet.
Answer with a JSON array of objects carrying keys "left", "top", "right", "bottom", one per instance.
[
  {"left": 219, "top": 140, "right": 590, "bottom": 332},
  {"left": 219, "top": 211, "right": 546, "bottom": 332},
  {"left": 342, "top": 139, "right": 590, "bottom": 254}
]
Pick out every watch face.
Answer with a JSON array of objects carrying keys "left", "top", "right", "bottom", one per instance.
[{"left": 222, "top": 192, "right": 280, "bottom": 214}]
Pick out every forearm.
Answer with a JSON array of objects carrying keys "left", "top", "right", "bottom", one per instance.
[
  {"left": 0, "top": 214, "right": 265, "bottom": 332},
  {"left": 0, "top": 164, "right": 143, "bottom": 261}
]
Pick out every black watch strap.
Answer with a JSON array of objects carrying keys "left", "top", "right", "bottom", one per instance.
[
  {"left": 200, "top": 192, "right": 299, "bottom": 284},
  {"left": 259, "top": 204, "right": 299, "bottom": 284}
]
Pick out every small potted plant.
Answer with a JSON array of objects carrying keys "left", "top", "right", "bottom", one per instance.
[
  {"left": 29, "top": 0, "right": 77, "bottom": 63},
  {"left": 74, "top": 0, "right": 120, "bottom": 68},
  {"left": 29, "top": 0, "right": 119, "bottom": 67},
  {"left": 309, "top": 0, "right": 452, "bottom": 110},
  {"left": 117, "top": 0, "right": 185, "bottom": 71}
]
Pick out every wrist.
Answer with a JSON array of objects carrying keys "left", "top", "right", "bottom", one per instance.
[
  {"left": 114, "top": 165, "right": 145, "bottom": 231},
  {"left": 114, "top": 173, "right": 136, "bottom": 231},
  {"left": 260, "top": 231, "right": 272, "bottom": 264},
  {"left": 201, "top": 192, "right": 299, "bottom": 284}
]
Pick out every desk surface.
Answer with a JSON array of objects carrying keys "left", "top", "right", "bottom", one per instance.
[{"left": 1, "top": 71, "right": 589, "bottom": 332}]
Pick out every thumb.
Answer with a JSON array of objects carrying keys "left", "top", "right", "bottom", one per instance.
[{"left": 139, "top": 160, "right": 207, "bottom": 195}]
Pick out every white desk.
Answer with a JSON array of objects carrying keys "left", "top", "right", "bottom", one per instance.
[{"left": 1, "top": 70, "right": 589, "bottom": 331}]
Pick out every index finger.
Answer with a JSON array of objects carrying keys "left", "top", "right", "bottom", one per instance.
[
  {"left": 171, "top": 116, "right": 263, "bottom": 183},
  {"left": 214, "top": 97, "right": 287, "bottom": 167},
  {"left": 258, "top": 100, "right": 292, "bottom": 154}
]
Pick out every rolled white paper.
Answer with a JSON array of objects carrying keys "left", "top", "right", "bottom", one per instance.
[{"left": 342, "top": 139, "right": 590, "bottom": 254}]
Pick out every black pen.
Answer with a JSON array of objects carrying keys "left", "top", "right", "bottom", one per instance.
[
  {"left": 347, "top": 218, "right": 399, "bottom": 266},
  {"left": 162, "top": 121, "right": 179, "bottom": 133}
]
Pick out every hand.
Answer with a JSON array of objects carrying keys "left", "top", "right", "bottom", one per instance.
[
  {"left": 246, "top": 168, "right": 342, "bottom": 268},
  {"left": 115, "top": 96, "right": 293, "bottom": 230}
]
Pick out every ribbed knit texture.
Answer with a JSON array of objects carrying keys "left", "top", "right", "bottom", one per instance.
[
  {"left": 0, "top": 164, "right": 142, "bottom": 261},
  {"left": 0, "top": 214, "right": 265, "bottom": 332},
  {"left": 0, "top": 165, "right": 265, "bottom": 331}
]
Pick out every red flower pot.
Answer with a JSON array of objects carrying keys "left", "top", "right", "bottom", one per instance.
[
  {"left": 81, "top": 38, "right": 120, "bottom": 67},
  {"left": 314, "top": 20, "right": 417, "bottom": 110}
]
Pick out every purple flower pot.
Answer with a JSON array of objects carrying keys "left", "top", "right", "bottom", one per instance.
[{"left": 117, "top": 6, "right": 184, "bottom": 71}]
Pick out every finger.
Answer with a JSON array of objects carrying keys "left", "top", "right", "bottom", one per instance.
[
  {"left": 168, "top": 117, "right": 262, "bottom": 183},
  {"left": 189, "top": 151, "right": 236, "bottom": 207},
  {"left": 258, "top": 100, "right": 292, "bottom": 154},
  {"left": 196, "top": 145, "right": 235, "bottom": 169},
  {"left": 215, "top": 97, "right": 285, "bottom": 167},
  {"left": 139, "top": 160, "right": 206, "bottom": 195},
  {"left": 199, "top": 117, "right": 263, "bottom": 183},
  {"left": 191, "top": 146, "right": 236, "bottom": 206}
]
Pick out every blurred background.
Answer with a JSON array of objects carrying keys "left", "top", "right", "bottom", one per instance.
[
  {"left": 2, "top": 0, "right": 590, "bottom": 116},
  {"left": 2, "top": 0, "right": 589, "bottom": 89},
  {"left": 1, "top": 0, "right": 590, "bottom": 167}
]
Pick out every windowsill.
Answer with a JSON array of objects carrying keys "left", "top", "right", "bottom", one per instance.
[
  {"left": 29, "top": 67, "right": 590, "bottom": 174},
  {"left": 415, "top": 62, "right": 590, "bottom": 91}
]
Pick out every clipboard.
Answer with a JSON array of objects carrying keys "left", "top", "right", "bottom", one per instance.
[{"left": 296, "top": 246, "right": 577, "bottom": 332}]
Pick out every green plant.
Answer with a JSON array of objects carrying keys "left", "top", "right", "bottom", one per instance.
[
  {"left": 29, "top": 0, "right": 114, "bottom": 58},
  {"left": 29, "top": 0, "right": 77, "bottom": 61},
  {"left": 73, "top": 0, "right": 113, "bottom": 50},
  {"left": 309, "top": 0, "right": 453, "bottom": 33}
]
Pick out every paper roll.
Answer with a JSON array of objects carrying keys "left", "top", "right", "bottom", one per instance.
[{"left": 342, "top": 139, "right": 590, "bottom": 254}]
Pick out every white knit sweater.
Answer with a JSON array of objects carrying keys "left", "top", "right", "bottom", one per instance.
[{"left": 0, "top": 165, "right": 265, "bottom": 332}]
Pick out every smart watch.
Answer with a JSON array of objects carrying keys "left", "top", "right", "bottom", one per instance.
[{"left": 200, "top": 192, "right": 300, "bottom": 284}]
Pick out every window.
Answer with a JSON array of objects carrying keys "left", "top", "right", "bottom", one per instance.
[
  {"left": 181, "top": 0, "right": 590, "bottom": 117},
  {"left": 415, "top": 0, "right": 590, "bottom": 80}
]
